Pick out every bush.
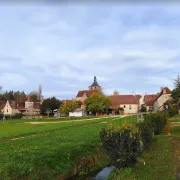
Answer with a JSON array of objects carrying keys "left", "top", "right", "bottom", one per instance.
[
  {"left": 13, "top": 113, "right": 23, "bottom": 119},
  {"left": 136, "top": 121, "right": 153, "bottom": 150},
  {"left": 4, "top": 113, "right": 23, "bottom": 120},
  {"left": 144, "top": 112, "right": 169, "bottom": 135},
  {"left": 100, "top": 123, "right": 142, "bottom": 168},
  {"left": 168, "top": 106, "right": 179, "bottom": 117}
]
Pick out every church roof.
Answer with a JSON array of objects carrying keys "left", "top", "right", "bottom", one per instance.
[
  {"left": 89, "top": 76, "right": 101, "bottom": 87},
  {"left": 76, "top": 90, "right": 99, "bottom": 98}
]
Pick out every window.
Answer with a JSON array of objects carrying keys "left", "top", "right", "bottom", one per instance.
[
  {"left": 124, "top": 105, "right": 126, "bottom": 108},
  {"left": 129, "top": 105, "right": 132, "bottom": 109}
]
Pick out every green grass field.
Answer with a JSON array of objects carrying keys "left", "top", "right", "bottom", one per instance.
[{"left": 0, "top": 115, "right": 136, "bottom": 180}]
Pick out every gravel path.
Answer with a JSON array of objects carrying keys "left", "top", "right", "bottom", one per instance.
[{"left": 25, "top": 115, "right": 129, "bottom": 124}]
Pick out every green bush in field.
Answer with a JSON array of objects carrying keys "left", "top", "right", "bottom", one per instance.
[
  {"left": 144, "top": 112, "right": 169, "bottom": 135},
  {"left": 100, "top": 123, "right": 142, "bottom": 168},
  {"left": 136, "top": 121, "right": 153, "bottom": 150},
  {"left": 168, "top": 106, "right": 179, "bottom": 117}
]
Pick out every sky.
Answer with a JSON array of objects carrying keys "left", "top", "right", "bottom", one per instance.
[{"left": 0, "top": 3, "right": 179, "bottom": 99}]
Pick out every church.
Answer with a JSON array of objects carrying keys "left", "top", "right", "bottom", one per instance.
[
  {"left": 75, "top": 76, "right": 102, "bottom": 103},
  {"left": 74, "top": 76, "right": 139, "bottom": 114}
]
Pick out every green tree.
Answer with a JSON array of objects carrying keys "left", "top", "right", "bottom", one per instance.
[
  {"left": 60, "top": 101, "right": 81, "bottom": 116},
  {"left": 171, "top": 88, "right": 180, "bottom": 105},
  {"left": 40, "top": 97, "right": 61, "bottom": 115},
  {"left": 29, "top": 91, "right": 39, "bottom": 102},
  {"left": 85, "top": 92, "right": 110, "bottom": 115},
  {"left": 174, "top": 74, "right": 180, "bottom": 89}
]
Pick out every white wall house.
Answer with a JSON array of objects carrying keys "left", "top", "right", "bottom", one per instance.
[{"left": 109, "top": 95, "right": 138, "bottom": 114}]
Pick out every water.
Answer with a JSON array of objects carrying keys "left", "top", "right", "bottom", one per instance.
[
  {"left": 92, "top": 166, "right": 115, "bottom": 180},
  {"left": 69, "top": 166, "right": 115, "bottom": 180},
  {"left": 176, "top": 173, "right": 180, "bottom": 180}
]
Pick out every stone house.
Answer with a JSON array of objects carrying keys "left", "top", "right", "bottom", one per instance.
[
  {"left": 153, "top": 87, "right": 171, "bottom": 112},
  {"left": 139, "top": 94, "right": 158, "bottom": 112},
  {"left": 109, "top": 95, "right": 138, "bottom": 114}
]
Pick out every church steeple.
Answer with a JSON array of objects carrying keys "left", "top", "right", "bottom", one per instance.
[{"left": 89, "top": 76, "right": 102, "bottom": 91}]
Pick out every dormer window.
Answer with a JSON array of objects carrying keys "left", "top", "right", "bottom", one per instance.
[{"left": 163, "top": 89, "right": 166, "bottom": 94}]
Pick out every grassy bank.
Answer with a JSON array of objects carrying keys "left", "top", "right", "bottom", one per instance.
[
  {"left": 114, "top": 135, "right": 175, "bottom": 180},
  {"left": 0, "top": 115, "right": 136, "bottom": 179},
  {"left": 109, "top": 122, "right": 180, "bottom": 180}
]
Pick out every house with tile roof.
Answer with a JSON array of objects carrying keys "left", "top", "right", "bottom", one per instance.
[
  {"left": 109, "top": 95, "right": 138, "bottom": 114},
  {"left": 153, "top": 87, "right": 171, "bottom": 112},
  {"left": 2, "top": 100, "right": 41, "bottom": 116},
  {"left": 139, "top": 94, "right": 158, "bottom": 112}
]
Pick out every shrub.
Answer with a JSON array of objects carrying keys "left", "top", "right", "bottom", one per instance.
[
  {"left": 100, "top": 123, "right": 142, "bottom": 168},
  {"left": 13, "top": 113, "right": 23, "bottom": 119},
  {"left": 4, "top": 113, "right": 23, "bottom": 120},
  {"left": 144, "top": 112, "right": 169, "bottom": 135},
  {"left": 168, "top": 106, "right": 179, "bottom": 117},
  {"left": 136, "top": 121, "right": 153, "bottom": 150}
]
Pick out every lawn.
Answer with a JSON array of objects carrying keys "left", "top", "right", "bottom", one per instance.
[
  {"left": 0, "top": 116, "right": 122, "bottom": 140},
  {"left": 0, "top": 115, "right": 136, "bottom": 180}
]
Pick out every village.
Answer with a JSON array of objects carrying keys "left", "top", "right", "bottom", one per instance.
[{"left": 0, "top": 76, "right": 172, "bottom": 119}]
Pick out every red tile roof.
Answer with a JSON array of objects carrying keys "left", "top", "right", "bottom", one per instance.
[
  {"left": 144, "top": 95, "right": 158, "bottom": 106},
  {"left": 109, "top": 95, "right": 137, "bottom": 109},
  {"left": 0, "top": 101, "right": 6, "bottom": 109},
  {"left": 153, "top": 87, "right": 171, "bottom": 103},
  {"left": 76, "top": 90, "right": 99, "bottom": 98}
]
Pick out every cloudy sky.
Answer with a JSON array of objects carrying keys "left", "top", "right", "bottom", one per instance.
[{"left": 0, "top": 4, "right": 179, "bottom": 99}]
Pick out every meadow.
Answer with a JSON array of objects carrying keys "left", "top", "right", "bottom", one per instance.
[{"left": 0, "top": 115, "right": 136, "bottom": 180}]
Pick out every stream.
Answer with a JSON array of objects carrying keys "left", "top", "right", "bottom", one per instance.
[{"left": 71, "top": 166, "right": 115, "bottom": 180}]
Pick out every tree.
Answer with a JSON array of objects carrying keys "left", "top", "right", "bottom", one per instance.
[
  {"left": 174, "top": 74, "right": 180, "bottom": 89},
  {"left": 29, "top": 91, "right": 39, "bottom": 102},
  {"left": 113, "top": 90, "right": 119, "bottom": 96},
  {"left": 14, "top": 91, "right": 26, "bottom": 101},
  {"left": 171, "top": 88, "right": 180, "bottom": 106},
  {"left": 40, "top": 97, "right": 61, "bottom": 115},
  {"left": 60, "top": 101, "right": 81, "bottom": 116},
  {"left": 38, "top": 84, "right": 43, "bottom": 101},
  {"left": 85, "top": 92, "right": 111, "bottom": 115}
]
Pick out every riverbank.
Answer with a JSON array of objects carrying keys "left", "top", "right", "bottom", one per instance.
[{"left": 106, "top": 124, "right": 180, "bottom": 180}]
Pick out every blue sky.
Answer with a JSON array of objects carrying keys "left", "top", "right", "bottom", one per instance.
[{"left": 0, "top": 4, "right": 179, "bottom": 99}]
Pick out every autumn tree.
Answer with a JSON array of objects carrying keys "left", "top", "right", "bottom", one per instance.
[
  {"left": 60, "top": 101, "right": 81, "bottom": 116},
  {"left": 29, "top": 91, "right": 39, "bottom": 102},
  {"left": 85, "top": 92, "right": 111, "bottom": 115},
  {"left": 113, "top": 90, "right": 119, "bottom": 96}
]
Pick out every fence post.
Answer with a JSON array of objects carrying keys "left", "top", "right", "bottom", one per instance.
[{"left": 167, "top": 118, "right": 171, "bottom": 136}]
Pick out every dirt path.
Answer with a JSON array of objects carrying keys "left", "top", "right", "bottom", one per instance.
[{"left": 25, "top": 115, "right": 129, "bottom": 124}]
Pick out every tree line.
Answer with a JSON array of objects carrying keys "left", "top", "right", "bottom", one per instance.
[{"left": 0, "top": 84, "right": 43, "bottom": 102}]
